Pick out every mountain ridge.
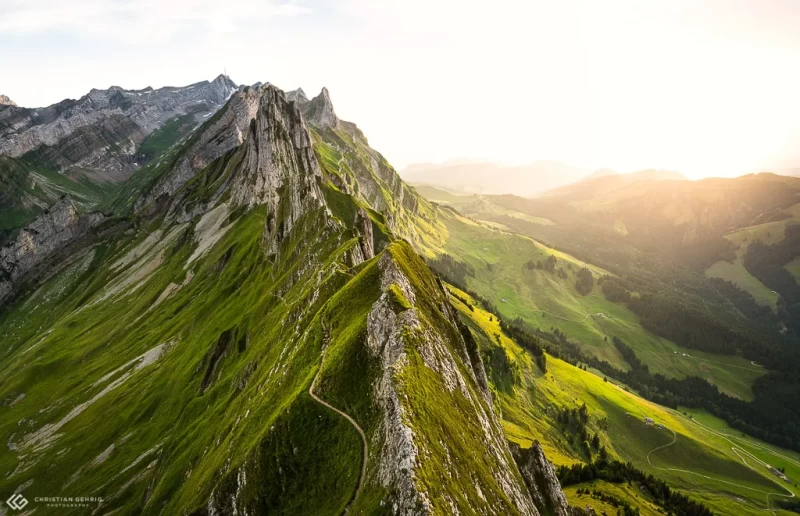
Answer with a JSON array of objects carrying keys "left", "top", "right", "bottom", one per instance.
[{"left": 0, "top": 80, "right": 577, "bottom": 515}]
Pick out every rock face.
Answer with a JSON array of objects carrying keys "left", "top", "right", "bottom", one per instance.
[
  {"left": 366, "top": 249, "right": 540, "bottom": 515},
  {"left": 136, "top": 84, "right": 329, "bottom": 256},
  {"left": 0, "top": 75, "right": 238, "bottom": 181},
  {"left": 285, "top": 88, "right": 309, "bottom": 104},
  {"left": 0, "top": 95, "right": 16, "bottom": 107},
  {"left": 135, "top": 85, "right": 262, "bottom": 217},
  {"left": 511, "top": 441, "right": 573, "bottom": 516},
  {"left": 229, "top": 86, "right": 326, "bottom": 255},
  {"left": 301, "top": 87, "right": 340, "bottom": 128},
  {"left": 0, "top": 196, "right": 103, "bottom": 304}
]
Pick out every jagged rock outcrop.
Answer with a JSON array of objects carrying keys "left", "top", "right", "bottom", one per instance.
[
  {"left": 135, "top": 85, "right": 262, "bottom": 217},
  {"left": 511, "top": 441, "right": 573, "bottom": 516},
  {"left": 229, "top": 86, "right": 327, "bottom": 254},
  {"left": 285, "top": 88, "right": 309, "bottom": 104},
  {"left": 366, "top": 249, "right": 539, "bottom": 515},
  {"left": 137, "top": 84, "right": 330, "bottom": 256},
  {"left": 354, "top": 207, "right": 375, "bottom": 260},
  {"left": 0, "top": 75, "right": 237, "bottom": 180},
  {"left": 0, "top": 196, "right": 103, "bottom": 304},
  {"left": 0, "top": 95, "right": 16, "bottom": 107},
  {"left": 302, "top": 87, "right": 340, "bottom": 128}
]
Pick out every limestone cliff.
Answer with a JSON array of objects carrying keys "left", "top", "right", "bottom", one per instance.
[
  {"left": 511, "top": 441, "right": 574, "bottom": 516},
  {"left": 0, "top": 196, "right": 103, "bottom": 305}
]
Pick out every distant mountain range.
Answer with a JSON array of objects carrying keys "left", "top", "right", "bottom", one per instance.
[
  {"left": 0, "top": 75, "right": 238, "bottom": 239},
  {"left": 400, "top": 160, "right": 688, "bottom": 197},
  {"left": 400, "top": 160, "right": 586, "bottom": 196}
]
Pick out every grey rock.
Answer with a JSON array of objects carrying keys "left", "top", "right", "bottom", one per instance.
[
  {"left": 137, "top": 84, "right": 330, "bottom": 257},
  {"left": 228, "top": 85, "right": 326, "bottom": 255},
  {"left": 0, "top": 196, "right": 103, "bottom": 305},
  {"left": 511, "top": 441, "right": 573, "bottom": 516},
  {"left": 285, "top": 88, "right": 309, "bottom": 104},
  {"left": 366, "top": 252, "right": 539, "bottom": 515},
  {"left": 0, "top": 75, "right": 238, "bottom": 181},
  {"left": 302, "top": 87, "right": 339, "bottom": 128},
  {"left": 135, "top": 85, "right": 262, "bottom": 216}
]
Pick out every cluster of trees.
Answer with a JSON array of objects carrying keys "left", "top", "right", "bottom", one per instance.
[
  {"left": 627, "top": 293, "right": 750, "bottom": 356},
  {"left": 557, "top": 459, "right": 714, "bottom": 516},
  {"left": 575, "top": 267, "right": 594, "bottom": 295},
  {"left": 599, "top": 275, "right": 631, "bottom": 303},
  {"left": 498, "top": 316, "right": 546, "bottom": 372},
  {"left": 573, "top": 488, "right": 639, "bottom": 516},
  {"left": 426, "top": 254, "right": 475, "bottom": 285},
  {"left": 612, "top": 337, "right": 647, "bottom": 372},
  {"left": 565, "top": 333, "right": 800, "bottom": 453},
  {"left": 600, "top": 281, "right": 787, "bottom": 369},
  {"left": 555, "top": 404, "right": 607, "bottom": 461},
  {"left": 483, "top": 337, "right": 520, "bottom": 391},
  {"left": 526, "top": 255, "right": 569, "bottom": 279},
  {"left": 743, "top": 224, "right": 800, "bottom": 335}
]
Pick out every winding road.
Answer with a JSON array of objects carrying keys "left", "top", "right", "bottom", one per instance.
[
  {"left": 645, "top": 424, "right": 795, "bottom": 514},
  {"left": 309, "top": 320, "right": 369, "bottom": 514}
]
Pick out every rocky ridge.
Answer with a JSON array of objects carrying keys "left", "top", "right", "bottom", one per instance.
[
  {"left": 0, "top": 196, "right": 103, "bottom": 304},
  {"left": 0, "top": 75, "right": 238, "bottom": 179},
  {"left": 0, "top": 79, "right": 574, "bottom": 515}
]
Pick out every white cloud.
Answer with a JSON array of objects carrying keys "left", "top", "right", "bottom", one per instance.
[{"left": 0, "top": 0, "right": 311, "bottom": 42}]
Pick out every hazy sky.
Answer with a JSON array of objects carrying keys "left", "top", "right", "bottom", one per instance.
[{"left": 2, "top": 0, "right": 799, "bottom": 179}]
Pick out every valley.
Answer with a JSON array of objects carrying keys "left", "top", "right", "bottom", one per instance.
[{"left": 449, "top": 286, "right": 800, "bottom": 515}]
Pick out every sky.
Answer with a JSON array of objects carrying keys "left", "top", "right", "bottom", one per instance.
[{"left": 1, "top": 0, "right": 799, "bottom": 179}]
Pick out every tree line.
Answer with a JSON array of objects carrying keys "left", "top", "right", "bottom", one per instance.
[
  {"left": 557, "top": 459, "right": 714, "bottom": 516},
  {"left": 433, "top": 261, "right": 800, "bottom": 453}
]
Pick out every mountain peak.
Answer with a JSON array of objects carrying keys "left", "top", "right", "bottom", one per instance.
[
  {"left": 303, "top": 87, "right": 339, "bottom": 128},
  {"left": 286, "top": 87, "right": 309, "bottom": 104},
  {"left": 212, "top": 73, "right": 238, "bottom": 89},
  {"left": 0, "top": 94, "right": 16, "bottom": 107}
]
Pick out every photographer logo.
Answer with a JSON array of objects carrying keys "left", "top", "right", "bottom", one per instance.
[{"left": 5, "top": 493, "right": 28, "bottom": 511}]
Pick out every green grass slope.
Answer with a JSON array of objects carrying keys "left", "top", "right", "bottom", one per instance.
[
  {"left": 435, "top": 208, "right": 765, "bottom": 401},
  {"left": 704, "top": 203, "right": 800, "bottom": 310},
  {"left": 450, "top": 288, "right": 799, "bottom": 516},
  {"left": 0, "top": 201, "right": 374, "bottom": 514}
]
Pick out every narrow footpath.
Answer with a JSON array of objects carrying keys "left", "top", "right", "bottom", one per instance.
[{"left": 309, "top": 320, "right": 369, "bottom": 514}]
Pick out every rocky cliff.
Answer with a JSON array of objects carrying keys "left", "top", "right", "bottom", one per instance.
[
  {"left": 0, "top": 75, "right": 237, "bottom": 166},
  {"left": 511, "top": 442, "right": 574, "bottom": 516},
  {"left": 0, "top": 196, "right": 103, "bottom": 304},
  {"left": 0, "top": 95, "right": 16, "bottom": 107},
  {"left": 0, "top": 76, "right": 239, "bottom": 238}
]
